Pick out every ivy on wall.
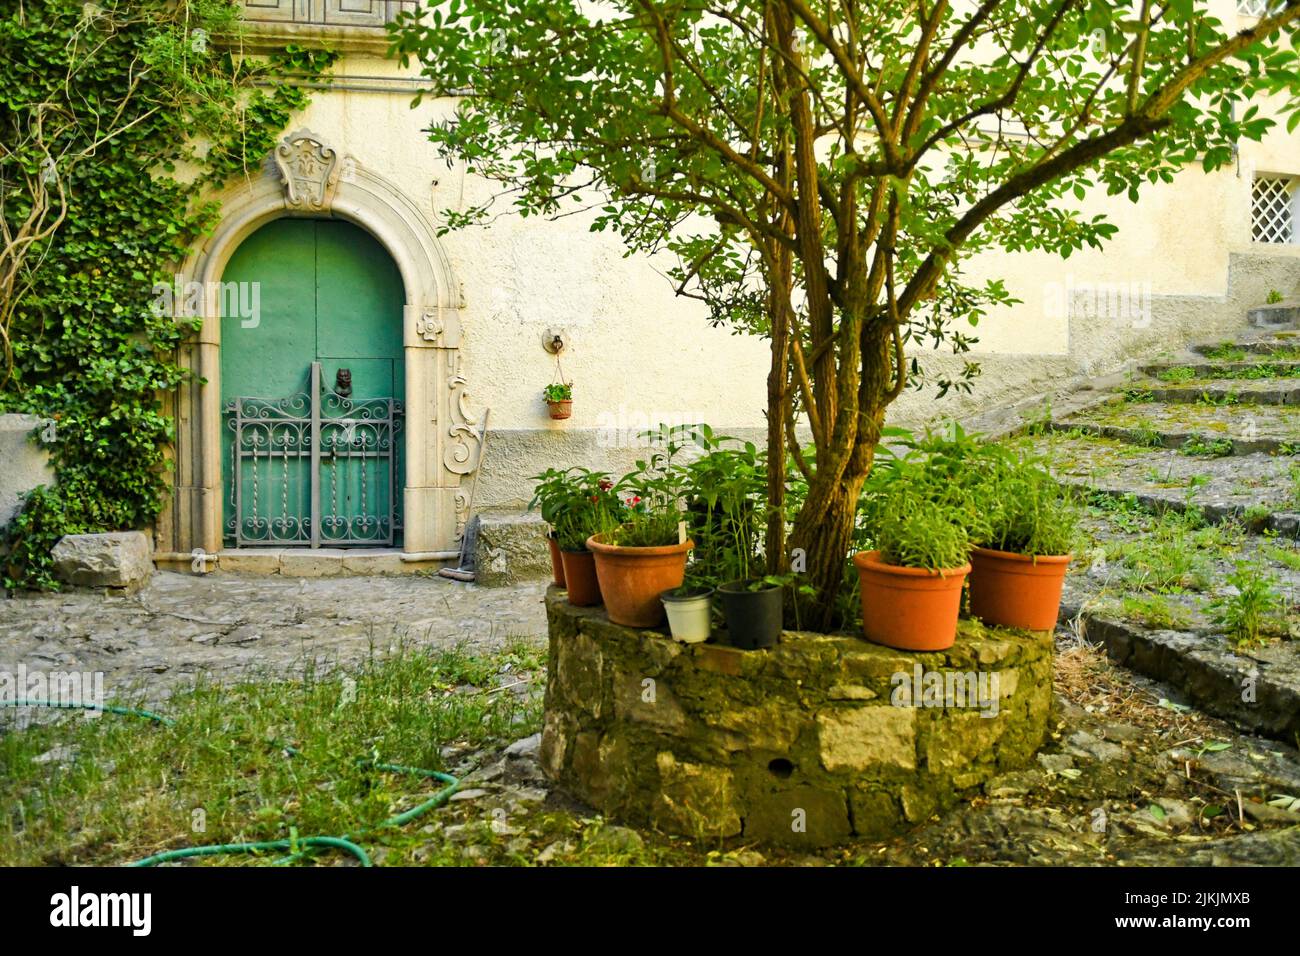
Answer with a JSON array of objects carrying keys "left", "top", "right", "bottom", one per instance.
[{"left": 0, "top": 0, "right": 335, "bottom": 589}]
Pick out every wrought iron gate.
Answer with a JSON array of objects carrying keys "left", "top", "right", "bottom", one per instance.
[{"left": 224, "top": 362, "right": 404, "bottom": 547}]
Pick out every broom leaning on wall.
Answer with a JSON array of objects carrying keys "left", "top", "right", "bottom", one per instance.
[{"left": 438, "top": 410, "right": 490, "bottom": 582}]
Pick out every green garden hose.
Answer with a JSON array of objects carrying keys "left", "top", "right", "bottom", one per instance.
[
  {"left": 1, "top": 698, "right": 459, "bottom": 867},
  {"left": 2, "top": 698, "right": 174, "bottom": 726}
]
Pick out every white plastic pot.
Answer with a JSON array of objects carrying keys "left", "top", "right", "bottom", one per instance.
[{"left": 660, "top": 587, "right": 714, "bottom": 644}]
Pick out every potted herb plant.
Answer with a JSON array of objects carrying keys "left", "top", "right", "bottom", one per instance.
[
  {"left": 554, "top": 507, "right": 601, "bottom": 606},
  {"left": 543, "top": 382, "right": 573, "bottom": 420},
  {"left": 528, "top": 466, "right": 578, "bottom": 587},
  {"left": 854, "top": 449, "right": 975, "bottom": 651},
  {"left": 587, "top": 491, "right": 693, "bottom": 628},
  {"left": 966, "top": 445, "right": 1076, "bottom": 631},
  {"left": 717, "top": 577, "right": 784, "bottom": 649},
  {"left": 551, "top": 472, "right": 620, "bottom": 607},
  {"left": 666, "top": 430, "right": 784, "bottom": 648},
  {"left": 659, "top": 585, "right": 715, "bottom": 643}
]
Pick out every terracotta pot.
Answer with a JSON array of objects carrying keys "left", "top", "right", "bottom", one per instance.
[
  {"left": 586, "top": 533, "right": 693, "bottom": 627},
  {"left": 968, "top": 547, "right": 1072, "bottom": 631},
  {"left": 546, "top": 531, "right": 566, "bottom": 588},
  {"left": 852, "top": 550, "right": 970, "bottom": 651},
  {"left": 559, "top": 549, "right": 601, "bottom": 606},
  {"left": 547, "top": 400, "right": 572, "bottom": 420}
]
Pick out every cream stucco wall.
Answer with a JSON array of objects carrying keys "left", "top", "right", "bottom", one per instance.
[{"left": 285, "top": 56, "right": 771, "bottom": 435}]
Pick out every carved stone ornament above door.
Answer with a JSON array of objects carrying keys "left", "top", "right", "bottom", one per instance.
[{"left": 274, "top": 129, "right": 342, "bottom": 212}]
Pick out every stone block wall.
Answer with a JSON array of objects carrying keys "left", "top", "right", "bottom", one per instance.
[{"left": 540, "top": 589, "right": 1054, "bottom": 847}]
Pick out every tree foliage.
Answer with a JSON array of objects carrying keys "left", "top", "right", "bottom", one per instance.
[{"left": 392, "top": 0, "right": 1300, "bottom": 628}]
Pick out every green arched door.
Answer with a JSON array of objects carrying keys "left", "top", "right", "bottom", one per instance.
[{"left": 220, "top": 218, "right": 405, "bottom": 547}]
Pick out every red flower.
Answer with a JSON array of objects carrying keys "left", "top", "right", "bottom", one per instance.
[{"left": 598, "top": 479, "right": 613, "bottom": 491}]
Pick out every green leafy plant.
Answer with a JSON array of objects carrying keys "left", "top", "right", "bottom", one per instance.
[
  {"left": 543, "top": 382, "right": 572, "bottom": 402},
  {"left": 873, "top": 496, "right": 971, "bottom": 572},
  {"left": 1196, "top": 390, "right": 1241, "bottom": 407},
  {"left": 1203, "top": 343, "right": 1247, "bottom": 363},
  {"left": 1180, "top": 434, "right": 1234, "bottom": 457},
  {"left": 392, "top": 0, "right": 1300, "bottom": 633},
  {"left": 1156, "top": 366, "right": 1197, "bottom": 384},
  {"left": 967, "top": 443, "right": 1078, "bottom": 556},
  {"left": 0, "top": 0, "right": 335, "bottom": 590},
  {"left": 530, "top": 469, "right": 622, "bottom": 551},
  {"left": 1207, "top": 561, "right": 1284, "bottom": 648},
  {"left": 1108, "top": 510, "right": 1212, "bottom": 592},
  {"left": 1266, "top": 289, "right": 1285, "bottom": 305},
  {"left": 1120, "top": 594, "right": 1192, "bottom": 630},
  {"left": 860, "top": 431, "right": 979, "bottom": 571},
  {"left": 595, "top": 494, "right": 682, "bottom": 548}
]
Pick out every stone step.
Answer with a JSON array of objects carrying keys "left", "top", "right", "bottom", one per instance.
[
  {"left": 1061, "top": 603, "right": 1300, "bottom": 743},
  {"left": 1074, "top": 485, "right": 1299, "bottom": 538},
  {"left": 1248, "top": 303, "right": 1300, "bottom": 330},
  {"left": 1025, "top": 434, "right": 1300, "bottom": 536},
  {"left": 1126, "top": 379, "right": 1300, "bottom": 406},
  {"left": 1053, "top": 399, "right": 1300, "bottom": 455},
  {"left": 1139, "top": 360, "right": 1300, "bottom": 380},
  {"left": 1191, "top": 335, "right": 1300, "bottom": 359},
  {"left": 1044, "top": 420, "right": 1291, "bottom": 456}
]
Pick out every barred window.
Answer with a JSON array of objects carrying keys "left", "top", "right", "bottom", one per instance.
[
  {"left": 1238, "top": 0, "right": 1284, "bottom": 16},
  {"left": 1252, "top": 177, "right": 1297, "bottom": 244}
]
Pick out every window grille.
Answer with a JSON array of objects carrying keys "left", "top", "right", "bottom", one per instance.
[
  {"left": 238, "top": 1, "right": 416, "bottom": 29},
  {"left": 1238, "top": 0, "right": 1284, "bottom": 17},
  {"left": 1252, "top": 177, "right": 1295, "bottom": 244}
]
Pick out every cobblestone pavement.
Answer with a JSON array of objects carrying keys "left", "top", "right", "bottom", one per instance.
[{"left": 0, "top": 571, "right": 548, "bottom": 706}]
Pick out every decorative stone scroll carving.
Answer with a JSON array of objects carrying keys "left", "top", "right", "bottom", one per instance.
[
  {"left": 274, "top": 129, "right": 342, "bottom": 211},
  {"left": 444, "top": 371, "right": 483, "bottom": 476}
]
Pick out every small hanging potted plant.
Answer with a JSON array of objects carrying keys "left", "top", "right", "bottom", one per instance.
[
  {"left": 543, "top": 382, "right": 573, "bottom": 420},
  {"left": 587, "top": 492, "right": 693, "bottom": 628},
  {"left": 660, "top": 584, "right": 715, "bottom": 643},
  {"left": 966, "top": 446, "right": 1076, "bottom": 631}
]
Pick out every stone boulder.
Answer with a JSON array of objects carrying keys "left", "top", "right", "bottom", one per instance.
[{"left": 51, "top": 531, "right": 153, "bottom": 590}]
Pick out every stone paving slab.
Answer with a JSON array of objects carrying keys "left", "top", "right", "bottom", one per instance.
[{"left": 0, "top": 571, "right": 548, "bottom": 707}]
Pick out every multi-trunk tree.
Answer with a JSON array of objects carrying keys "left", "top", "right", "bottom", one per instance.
[{"left": 394, "top": 0, "right": 1300, "bottom": 630}]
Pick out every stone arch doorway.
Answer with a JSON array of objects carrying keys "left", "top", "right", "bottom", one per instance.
[
  {"left": 157, "top": 130, "right": 479, "bottom": 564},
  {"left": 220, "top": 218, "right": 407, "bottom": 548}
]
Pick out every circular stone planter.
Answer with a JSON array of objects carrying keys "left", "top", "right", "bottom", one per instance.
[{"left": 540, "top": 587, "right": 1053, "bottom": 847}]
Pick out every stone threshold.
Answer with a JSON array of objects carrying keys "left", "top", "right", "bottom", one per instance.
[{"left": 154, "top": 548, "right": 457, "bottom": 577}]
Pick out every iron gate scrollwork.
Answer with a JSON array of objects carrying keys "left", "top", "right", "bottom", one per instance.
[{"left": 224, "top": 362, "right": 403, "bottom": 547}]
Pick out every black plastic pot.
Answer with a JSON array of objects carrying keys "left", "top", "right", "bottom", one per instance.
[{"left": 717, "top": 579, "right": 783, "bottom": 649}]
